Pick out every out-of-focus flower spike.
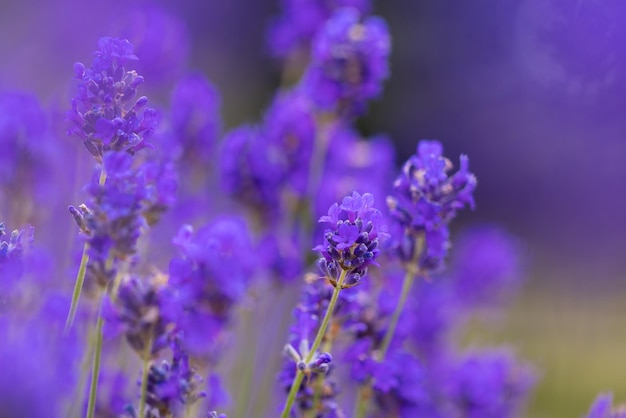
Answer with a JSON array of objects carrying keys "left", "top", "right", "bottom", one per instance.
[
  {"left": 387, "top": 139, "right": 477, "bottom": 271},
  {"left": 301, "top": 8, "right": 391, "bottom": 116},
  {"left": 67, "top": 37, "right": 155, "bottom": 162}
]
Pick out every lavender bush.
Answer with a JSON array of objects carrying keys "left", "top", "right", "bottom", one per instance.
[{"left": 0, "top": 2, "right": 619, "bottom": 418}]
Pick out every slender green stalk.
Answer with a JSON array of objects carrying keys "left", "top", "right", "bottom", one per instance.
[
  {"left": 138, "top": 337, "right": 153, "bottom": 418},
  {"left": 378, "top": 236, "right": 423, "bottom": 360},
  {"left": 86, "top": 303, "right": 105, "bottom": 418},
  {"left": 66, "top": 320, "right": 96, "bottom": 416},
  {"left": 280, "top": 270, "right": 347, "bottom": 418},
  {"left": 354, "top": 385, "right": 372, "bottom": 418},
  {"left": 64, "top": 243, "right": 89, "bottom": 333},
  {"left": 236, "top": 305, "right": 260, "bottom": 418},
  {"left": 311, "top": 321, "right": 339, "bottom": 414},
  {"left": 309, "top": 375, "right": 325, "bottom": 418},
  {"left": 378, "top": 268, "right": 417, "bottom": 360},
  {"left": 64, "top": 167, "right": 107, "bottom": 333}
]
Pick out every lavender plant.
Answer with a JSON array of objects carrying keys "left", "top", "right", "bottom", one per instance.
[{"left": 2, "top": 3, "right": 610, "bottom": 418}]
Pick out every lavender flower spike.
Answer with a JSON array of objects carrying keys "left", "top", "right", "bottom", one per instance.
[
  {"left": 315, "top": 191, "right": 387, "bottom": 288},
  {"left": 67, "top": 37, "right": 157, "bottom": 162},
  {"left": 302, "top": 7, "right": 391, "bottom": 115},
  {"left": 585, "top": 394, "right": 626, "bottom": 418},
  {"left": 387, "top": 140, "right": 477, "bottom": 271}
]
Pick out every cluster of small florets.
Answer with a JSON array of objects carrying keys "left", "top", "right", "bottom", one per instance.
[
  {"left": 68, "top": 37, "right": 157, "bottom": 161},
  {"left": 0, "top": 222, "right": 33, "bottom": 264},
  {"left": 123, "top": 338, "right": 207, "bottom": 418},
  {"left": 162, "top": 218, "right": 257, "bottom": 357},
  {"left": 68, "top": 152, "right": 168, "bottom": 287},
  {"left": 303, "top": 7, "right": 391, "bottom": 115},
  {"left": 315, "top": 191, "right": 386, "bottom": 288},
  {"left": 387, "top": 140, "right": 477, "bottom": 270},
  {"left": 220, "top": 90, "right": 315, "bottom": 212}
]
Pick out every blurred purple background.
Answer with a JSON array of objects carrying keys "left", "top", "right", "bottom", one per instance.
[{"left": 1, "top": 0, "right": 625, "bottom": 416}]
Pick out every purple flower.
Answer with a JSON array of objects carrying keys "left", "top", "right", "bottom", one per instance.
[
  {"left": 387, "top": 140, "right": 477, "bottom": 270},
  {"left": 115, "top": 5, "right": 191, "bottom": 83},
  {"left": 0, "top": 294, "right": 79, "bottom": 418},
  {"left": 68, "top": 151, "right": 174, "bottom": 288},
  {"left": 389, "top": 141, "right": 477, "bottom": 229},
  {"left": 450, "top": 225, "right": 524, "bottom": 308},
  {"left": 447, "top": 349, "right": 536, "bottom": 418},
  {"left": 0, "top": 92, "right": 54, "bottom": 224},
  {"left": 370, "top": 348, "right": 432, "bottom": 415},
  {"left": 261, "top": 89, "right": 315, "bottom": 197},
  {"left": 315, "top": 125, "right": 395, "bottom": 239},
  {"left": 0, "top": 223, "right": 35, "bottom": 313},
  {"left": 219, "top": 89, "right": 316, "bottom": 214},
  {"left": 168, "top": 72, "right": 221, "bottom": 163},
  {"left": 163, "top": 218, "right": 257, "bottom": 357},
  {"left": 125, "top": 337, "right": 207, "bottom": 418},
  {"left": 219, "top": 124, "right": 282, "bottom": 212},
  {"left": 141, "top": 158, "right": 178, "bottom": 226},
  {"left": 301, "top": 8, "right": 391, "bottom": 115},
  {"left": 316, "top": 191, "right": 387, "bottom": 288},
  {"left": 585, "top": 394, "right": 626, "bottom": 418},
  {"left": 67, "top": 37, "right": 157, "bottom": 162},
  {"left": 104, "top": 275, "right": 169, "bottom": 357},
  {"left": 69, "top": 152, "right": 148, "bottom": 287},
  {"left": 268, "top": 0, "right": 372, "bottom": 57},
  {"left": 0, "top": 223, "right": 33, "bottom": 264}
]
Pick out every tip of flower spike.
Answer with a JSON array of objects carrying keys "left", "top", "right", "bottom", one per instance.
[
  {"left": 73, "top": 62, "right": 85, "bottom": 78},
  {"left": 96, "top": 37, "right": 138, "bottom": 63}
]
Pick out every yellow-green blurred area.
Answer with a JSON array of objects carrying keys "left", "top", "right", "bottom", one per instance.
[{"left": 463, "top": 271, "right": 626, "bottom": 418}]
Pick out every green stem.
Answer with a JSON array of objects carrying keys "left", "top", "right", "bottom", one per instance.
[
  {"left": 311, "top": 321, "right": 338, "bottom": 414},
  {"left": 86, "top": 301, "right": 105, "bottom": 418},
  {"left": 66, "top": 320, "right": 96, "bottom": 416},
  {"left": 280, "top": 270, "right": 347, "bottom": 418},
  {"left": 237, "top": 307, "right": 258, "bottom": 418},
  {"left": 64, "top": 167, "right": 106, "bottom": 334},
  {"left": 64, "top": 243, "right": 90, "bottom": 333},
  {"left": 378, "top": 268, "right": 417, "bottom": 361},
  {"left": 354, "top": 386, "right": 372, "bottom": 418},
  {"left": 138, "top": 343, "right": 152, "bottom": 418}
]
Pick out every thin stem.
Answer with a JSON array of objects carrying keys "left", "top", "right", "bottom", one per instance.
[
  {"left": 64, "top": 243, "right": 90, "bottom": 333},
  {"left": 377, "top": 235, "right": 423, "bottom": 361},
  {"left": 138, "top": 337, "right": 153, "bottom": 418},
  {"left": 378, "top": 268, "right": 416, "bottom": 360},
  {"left": 354, "top": 385, "right": 372, "bottom": 418},
  {"left": 86, "top": 298, "right": 105, "bottom": 418},
  {"left": 311, "top": 321, "right": 339, "bottom": 413},
  {"left": 64, "top": 167, "right": 106, "bottom": 333},
  {"left": 237, "top": 304, "right": 260, "bottom": 418},
  {"left": 66, "top": 318, "right": 96, "bottom": 416},
  {"left": 280, "top": 270, "right": 347, "bottom": 418}
]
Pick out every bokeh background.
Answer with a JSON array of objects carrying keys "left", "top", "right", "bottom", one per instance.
[{"left": 1, "top": 1, "right": 625, "bottom": 416}]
